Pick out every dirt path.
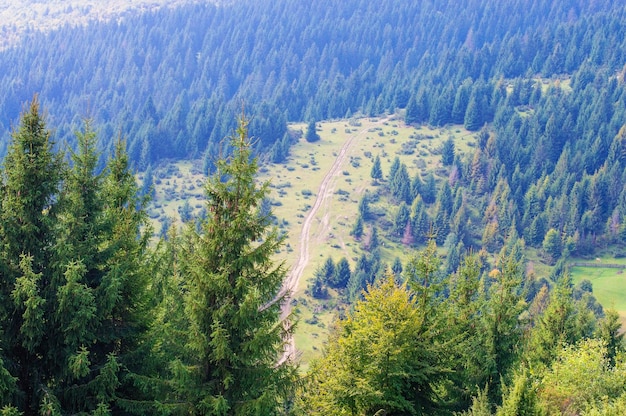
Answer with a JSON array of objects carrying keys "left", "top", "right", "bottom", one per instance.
[{"left": 276, "top": 117, "right": 389, "bottom": 364}]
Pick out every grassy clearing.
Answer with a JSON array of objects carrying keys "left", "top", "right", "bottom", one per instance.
[
  {"left": 144, "top": 114, "right": 481, "bottom": 364},
  {"left": 138, "top": 160, "right": 206, "bottom": 236},
  {"left": 257, "top": 115, "right": 479, "bottom": 363},
  {"left": 570, "top": 256, "right": 626, "bottom": 327}
]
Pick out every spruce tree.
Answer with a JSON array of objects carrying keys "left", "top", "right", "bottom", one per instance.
[
  {"left": 0, "top": 97, "right": 63, "bottom": 411},
  {"left": 370, "top": 155, "right": 383, "bottom": 183},
  {"left": 171, "top": 115, "right": 298, "bottom": 414}
]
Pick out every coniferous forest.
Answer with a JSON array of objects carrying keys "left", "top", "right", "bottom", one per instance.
[{"left": 2, "top": 0, "right": 626, "bottom": 414}]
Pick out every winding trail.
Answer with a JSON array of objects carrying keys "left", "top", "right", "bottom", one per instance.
[{"left": 276, "top": 117, "right": 389, "bottom": 364}]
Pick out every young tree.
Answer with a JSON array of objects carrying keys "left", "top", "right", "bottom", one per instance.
[
  {"left": 351, "top": 214, "right": 364, "bottom": 240},
  {"left": 171, "top": 115, "right": 298, "bottom": 414},
  {"left": 441, "top": 137, "right": 455, "bottom": 166},
  {"left": 305, "top": 120, "right": 320, "bottom": 142},
  {"left": 329, "top": 257, "right": 351, "bottom": 289},
  {"left": 370, "top": 154, "right": 383, "bottom": 183}
]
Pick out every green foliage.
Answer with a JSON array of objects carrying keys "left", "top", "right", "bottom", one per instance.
[
  {"left": 496, "top": 369, "right": 540, "bottom": 416},
  {"left": 169, "top": 115, "right": 298, "bottom": 414},
  {"left": 370, "top": 154, "right": 383, "bottom": 182},
  {"left": 0, "top": 103, "right": 154, "bottom": 413},
  {"left": 542, "top": 228, "right": 562, "bottom": 265},
  {"left": 305, "top": 120, "right": 320, "bottom": 143},
  {"left": 538, "top": 339, "right": 626, "bottom": 415},
  {"left": 300, "top": 273, "right": 448, "bottom": 415},
  {"left": 441, "top": 137, "right": 455, "bottom": 166}
]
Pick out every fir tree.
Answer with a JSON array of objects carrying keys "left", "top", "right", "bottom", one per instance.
[
  {"left": 0, "top": 97, "right": 63, "bottom": 411},
  {"left": 171, "top": 115, "right": 298, "bottom": 414},
  {"left": 370, "top": 154, "right": 383, "bottom": 183},
  {"left": 305, "top": 120, "right": 320, "bottom": 143}
]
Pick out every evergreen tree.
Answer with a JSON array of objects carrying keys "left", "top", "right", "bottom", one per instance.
[
  {"left": 305, "top": 120, "right": 320, "bottom": 143},
  {"left": 358, "top": 192, "right": 372, "bottom": 220},
  {"left": 330, "top": 257, "right": 351, "bottom": 289},
  {"left": 171, "top": 115, "right": 298, "bottom": 414},
  {"left": 366, "top": 226, "right": 380, "bottom": 252},
  {"left": 542, "top": 228, "right": 562, "bottom": 265},
  {"left": 482, "top": 253, "right": 526, "bottom": 404},
  {"left": 464, "top": 97, "right": 482, "bottom": 131},
  {"left": 0, "top": 97, "right": 63, "bottom": 411},
  {"left": 370, "top": 154, "right": 383, "bottom": 183},
  {"left": 441, "top": 137, "right": 455, "bottom": 166},
  {"left": 351, "top": 214, "right": 364, "bottom": 240},
  {"left": 321, "top": 256, "right": 336, "bottom": 284}
]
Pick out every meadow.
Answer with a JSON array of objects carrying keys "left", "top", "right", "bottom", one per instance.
[
  {"left": 570, "top": 257, "right": 626, "bottom": 327},
  {"left": 143, "top": 113, "right": 480, "bottom": 363}
]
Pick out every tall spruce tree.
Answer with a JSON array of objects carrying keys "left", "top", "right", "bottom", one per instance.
[
  {"left": 171, "top": 115, "right": 298, "bottom": 414},
  {"left": 0, "top": 107, "right": 155, "bottom": 413},
  {"left": 0, "top": 97, "right": 63, "bottom": 411}
]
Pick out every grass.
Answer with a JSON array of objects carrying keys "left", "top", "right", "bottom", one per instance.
[
  {"left": 143, "top": 113, "right": 508, "bottom": 366},
  {"left": 256, "top": 114, "right": 479, "bottom": 363},
  {"left": 570, "top": 256, "right": 626, "bottom": 327}
]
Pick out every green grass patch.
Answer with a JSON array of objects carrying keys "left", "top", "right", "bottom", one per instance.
[{"left": 571, "top": 260, "right": 626, "bottom": 328}]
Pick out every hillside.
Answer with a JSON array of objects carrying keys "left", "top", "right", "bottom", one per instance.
[
  {"left": 0, "top": 0, "right": 202, "bottom": 49},
  {"left": 2, "top": 0, "right": 626, "bottom": 412}
]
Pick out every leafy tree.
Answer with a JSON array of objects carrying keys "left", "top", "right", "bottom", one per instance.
[
  {"left": 300, "top": 273, "right": 447, "bottom": 415},
  {"left": 169, "top": 115, "right": 298, "bottom": 414},
  {"left": 496, "top": 368, "right": 540, "bottom": 416},
  {"left": 538, "top": 339, "right": 626, "bottom": 415},
  {"left": 596, "top": 308, "right": 625, "bottom": 367}
]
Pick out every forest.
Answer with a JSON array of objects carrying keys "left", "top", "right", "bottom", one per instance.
[
  {"left": 2, "top": 0, "right": 626, "bottom": 414},
  {"left": 1, "top": 97, "right": 625, "bottom": 416}
]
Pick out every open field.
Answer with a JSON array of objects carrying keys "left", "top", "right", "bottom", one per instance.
[
  {"left": 144, "top": 114, "right": 626, "bottom": 362},
  {"left": 570, "top": 257, "right": 626, "bottom": 327},
  {"left": 144, "top": 114, "right": 480, "bottom": 363},
  {"left": 257, "top": 114, "right": 478, "bottom": 362}
]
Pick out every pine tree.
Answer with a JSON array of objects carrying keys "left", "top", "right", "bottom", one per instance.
[
  {"left": 171, "top": 115, "right": 298, "bottom": 414},
  {"left": 351, "top": 214, "right": 364, "bottom": 240},
  {"left": 329, "top": 257, "right": 351, "bottom": 289}
]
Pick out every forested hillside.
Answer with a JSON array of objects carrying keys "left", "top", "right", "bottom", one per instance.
[
  {"left": 0, "top": 0, "right": 624, "bottom": 168},
  {"left": 3, "top": 0, "right": 626, "bottom": 414}
]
